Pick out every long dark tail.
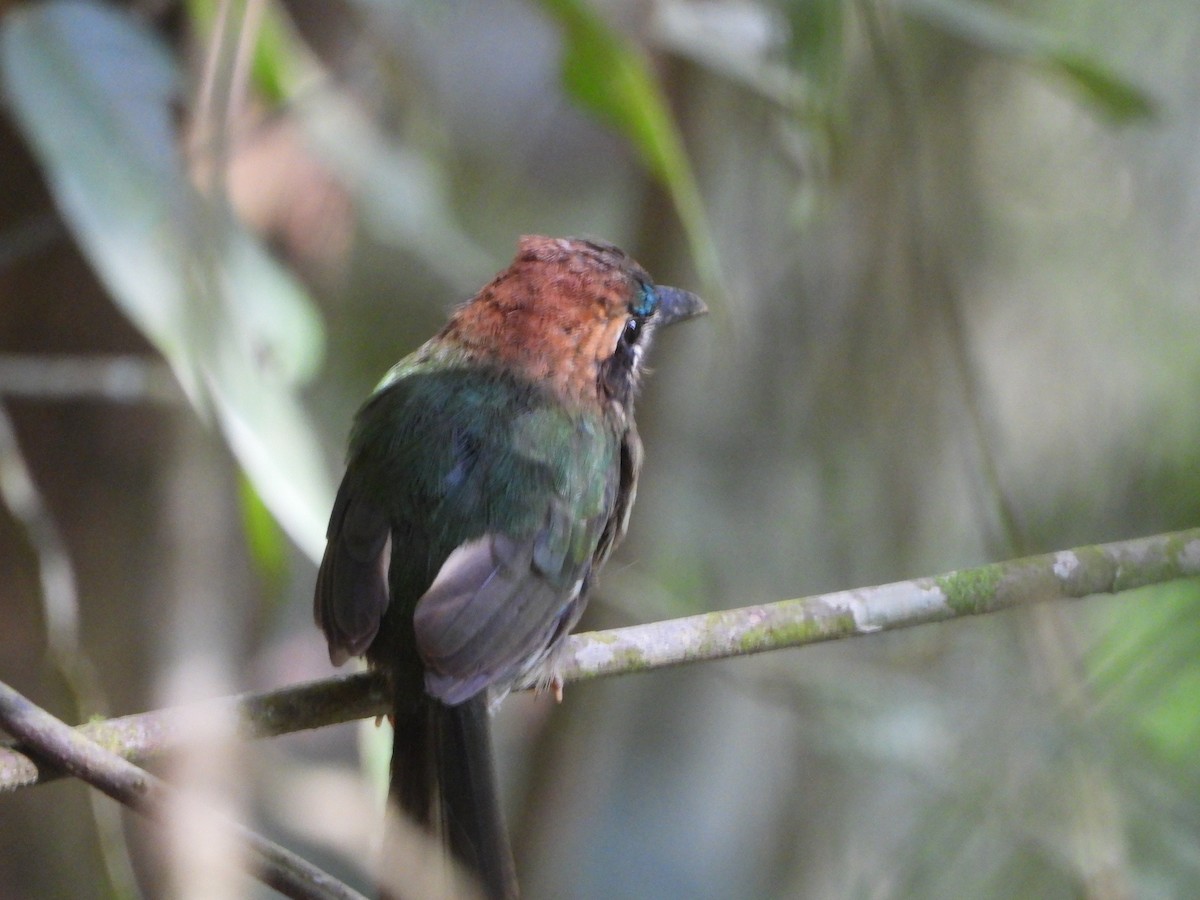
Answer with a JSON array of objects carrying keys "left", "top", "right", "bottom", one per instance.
[{"left": 390, "top": 691, "right": 519, "bottom": 899}]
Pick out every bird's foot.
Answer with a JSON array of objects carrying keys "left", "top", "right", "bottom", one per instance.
[{"left": 531, "top": 669, "right": 564, "bottom": 703}]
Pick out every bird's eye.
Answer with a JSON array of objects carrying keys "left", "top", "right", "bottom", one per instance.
[{"left": 621, "top": 317, "right": 642, "bottom": 346}]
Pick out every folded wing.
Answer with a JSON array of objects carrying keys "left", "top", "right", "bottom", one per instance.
[
  {"left": 414, "top": 497, "right": 600, "bottom": 704},
  {"left": 314, "top": 479, "right": 392, "bottom": 665}
]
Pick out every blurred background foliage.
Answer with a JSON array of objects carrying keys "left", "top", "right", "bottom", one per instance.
[{"left": 0, "top": 0, "right": 1198, "bottom": 897}]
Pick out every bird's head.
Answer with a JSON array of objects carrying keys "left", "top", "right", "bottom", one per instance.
[{"left": 438, "top": 236, "right": 706, "bottom": 410}]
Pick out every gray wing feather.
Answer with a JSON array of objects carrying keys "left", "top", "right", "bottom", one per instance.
[{"left": 414, "top": 531, "right": 585, "bottom": 705}]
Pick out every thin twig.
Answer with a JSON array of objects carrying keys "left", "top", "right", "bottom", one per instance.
[
  {"left": 3, "top": 526, "right": 1198, "bottom": 793},
  {"left": 0, "top": 354, "right": 180, "bottom": 404},
  {"left": 0, "top": 679, "right": 367, "bottom": 900}
]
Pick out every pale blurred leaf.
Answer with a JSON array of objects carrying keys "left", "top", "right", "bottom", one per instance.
[
  {"left": 652, "top": 0, "right": 810, "bottom": 112},
  {"left": 900, "top": 0, "right": 1155, "bottom": 123},
  {"left": 291, "top": 83, "right": 495, "bottom": 293},
  {"left": 0, "top": 1, "right": 195, "bottom": 390},
  {"left": 219, "top": 229, "right": 324, "bottom": 385},
  {"left": 0, "top": 0, "right": 332, "bottom": 559}
]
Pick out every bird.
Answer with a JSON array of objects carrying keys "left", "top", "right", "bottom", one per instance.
[{"left": 314, "top": 235, "right": 706, "bottom": 899}]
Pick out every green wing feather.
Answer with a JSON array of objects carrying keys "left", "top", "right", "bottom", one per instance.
[{"left": 315, "top": 360, "right": 623, "bottom": 703}]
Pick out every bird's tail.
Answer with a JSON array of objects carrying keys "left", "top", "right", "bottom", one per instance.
[{"left": 389, "top": 691, "right": 519, "bottom": 899}]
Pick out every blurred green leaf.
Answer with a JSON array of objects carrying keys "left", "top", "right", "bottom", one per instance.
[
  {"left": 186, "top": 0, "right": 293, "bottom": 105},
  {"left": 537, "top": 0, "right": 723, "bottom": 299},
  {"left": 1139, "top": 664, "right": 1200, "bottom": 759},
  {"left": 540, "top": 0, "right": 681, "bottom": 185},
  {"left": 1049, "top": 51, "right": 1155, "bottom": 124},
  {"left": 238, "top": 472, "right": 288, "bottom": 595},
  {"left": 788, "top": 0, "right": 845, "bottom": 80},
  {"left": 900, "top": 0, "right": 1155, "bottom": 123},
  {"left": 0, "top": 1, "right": 333, "bottom": 559},
  {"left": 1090, "top": 579, "right": 1200, "bottom": 763}
]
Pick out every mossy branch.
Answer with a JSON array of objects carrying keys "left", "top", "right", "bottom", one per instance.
[{"left": 3, "top": 526, "right": 1198, "bottom": 793}]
